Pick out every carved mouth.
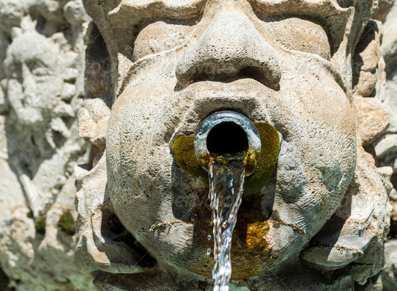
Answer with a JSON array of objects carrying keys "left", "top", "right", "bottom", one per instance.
[{"left": 172, "top": 112, "right": 280, "bottom": 196}]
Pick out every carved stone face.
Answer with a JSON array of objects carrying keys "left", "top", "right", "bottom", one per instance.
[
  {"left": 4, "top": 33, "right": 61, "bottom": 126},
  {"left": 4, "top": 31, "right": 78, "bottom": 127},
  {"left": 3, "top": 30, "right": 80, "bottom": 156},
  {"left": 106, "top": 0, "right": 358, "bottom": 279}
]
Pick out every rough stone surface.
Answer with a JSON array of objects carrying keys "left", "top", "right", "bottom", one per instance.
[
  {"left": 0, "top": 0, "right": 95, "bottom": 290},
  {"left": 0, "top": 0, "right": 397, "bottom": 290},
  {"left": 365, "top": 3, "right": 397, "bottom": 290}
]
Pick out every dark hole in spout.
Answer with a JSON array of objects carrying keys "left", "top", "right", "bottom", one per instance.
[{"left": 207, "top": 122, "right": 248, "bottom": 155}]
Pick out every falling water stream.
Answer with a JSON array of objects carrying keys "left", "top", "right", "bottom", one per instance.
[{"left": 208, "top": 152, "right": 247, "bottom": 291}]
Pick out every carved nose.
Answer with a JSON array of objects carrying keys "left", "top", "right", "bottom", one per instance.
[{"left": 175, "top": 12, "right": 281, "bottom": 89}]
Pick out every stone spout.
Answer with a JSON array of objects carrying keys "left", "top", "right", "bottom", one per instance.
[{"left": 194, "top": 111, "right": 261, "bottom": 176}]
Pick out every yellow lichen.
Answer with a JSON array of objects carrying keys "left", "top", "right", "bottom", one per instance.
[
  {"left": 244, "top": 149, "right": 258, "bottom": 176},
  {"left": 173, "top": 135, "right": 208, "bottom": 184},
  {"left": 246, "top": 221, "right": 270, "bottom": 254},
  {"left": 244, "top": 122, "right": 280, "bottom": 196}
]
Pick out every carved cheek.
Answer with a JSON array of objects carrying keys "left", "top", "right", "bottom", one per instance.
[{"left": 265, "top": 70, "right": 357, "bottom": 231}]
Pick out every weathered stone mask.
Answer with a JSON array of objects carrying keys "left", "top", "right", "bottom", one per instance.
[{"left": 76, "top": 0, "right": 392, "bottom": 289}]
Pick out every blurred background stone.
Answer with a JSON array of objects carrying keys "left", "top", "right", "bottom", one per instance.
[{"left": 0, "top": 0, "right": 94, "bottom": 290}]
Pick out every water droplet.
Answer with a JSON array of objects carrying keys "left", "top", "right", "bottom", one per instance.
[
  {"left": 209, "top": 221, "right": 213, "bottom": 226},
  {"left": 208, "top": 234, "right": 212, "bottom": 240},
  {"left": 206, "top": 248, "right": 211, "bottom": 256}
]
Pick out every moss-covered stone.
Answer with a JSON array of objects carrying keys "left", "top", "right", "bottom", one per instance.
[
  {"left": 58, "top": 211, "right": 76, "bottom": 236},
  {"left": 244, "top": 122, "right": 280, "bottom": 196},
  {"left": 35, "top": 215, "right": 46, "bottom": 236},
  {"left": 173, "top": 135, "right": 208, "bottom": 184}
]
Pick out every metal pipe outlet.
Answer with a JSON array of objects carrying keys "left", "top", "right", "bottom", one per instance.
[{"left": 194, "top": 111, "right": 261, "bottom": 174}]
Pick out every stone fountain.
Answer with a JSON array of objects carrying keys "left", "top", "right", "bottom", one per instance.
[{"left": 74, "top": 0, "right": 393, "bottom": 290}]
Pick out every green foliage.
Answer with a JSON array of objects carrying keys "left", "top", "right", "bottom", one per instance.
[{"left": 58, "top": 211, "right": 76, "bottom": 236}]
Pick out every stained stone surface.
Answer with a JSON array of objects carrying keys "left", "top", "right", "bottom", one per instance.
[{"left": 0, "top": 0, "right": 397, "bottom": 290}]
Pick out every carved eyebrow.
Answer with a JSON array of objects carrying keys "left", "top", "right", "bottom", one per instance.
[
  {"left": 109, "top": 0, "right": 207, "bottom": 24},
  {"left": 249, "top": 0, "right": 353, "bottom": 57},
  {"left": 126, "top": 0, "right": 205, "bottom": 7},
  {"left": 248, "top": 0, "right": 349, "bottom": 17}
]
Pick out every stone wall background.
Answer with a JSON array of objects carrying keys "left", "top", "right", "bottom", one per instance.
[
  {"left": 364, "top": 1, "right": 397, "bottom": 289},
  {"left": 0, "top": 0, "right": 396, "bottom": 290},
  {"left": 0, "top": 0, "right": 95, "bottom": 290}
]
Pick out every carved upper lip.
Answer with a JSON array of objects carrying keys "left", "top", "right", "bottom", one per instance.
[
  {"left": 169, "top": 80, "right": 277, "bottom": 153},
  {"left": 176, "top": 79, "right": 271, "bottom": 118}
]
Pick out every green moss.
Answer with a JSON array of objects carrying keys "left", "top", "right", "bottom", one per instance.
[
  {"left": 173, "top": 122, "right": 280, "bottom": 195},
  {"left": 26, "top": 210, "right": 33, "bottom": 218},
  {"left": 58, "top": 211, "right": 76, "bottom": 236},
  {"left": 173, "top": 135, "right": 209, "bottom": 184},
  {"left": 244, "top": 122, "right": 280, "bottom": 196},
  {"left": 35, "top": 215, "right": 46, "bottom": 236}
]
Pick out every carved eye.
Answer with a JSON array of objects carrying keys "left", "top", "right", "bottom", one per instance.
[
  {"left": 31, "top": 67, "right": 53, "bottom": 76},
  {"left": 27, "top": 61, "right": 53, "bottom": 76},
  {"left": 265, "top": 17, "right": 331, "bottom": 60},
  {"left": 133, "top": 20, "right": 195, "bottom": 61}
]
